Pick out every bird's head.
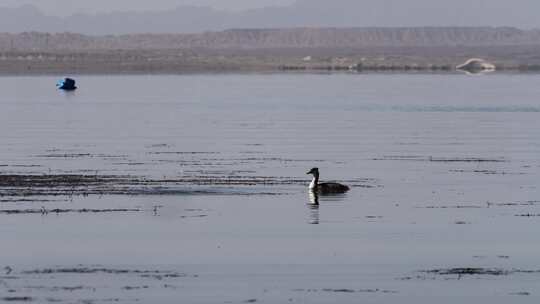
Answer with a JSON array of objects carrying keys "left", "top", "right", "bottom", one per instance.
[{"left": 306, "top": 168, "right": 319, "bottom": 176}]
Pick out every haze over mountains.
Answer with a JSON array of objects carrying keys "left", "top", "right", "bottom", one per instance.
[
  {"left": 2, "top": 0, "right": 540, "bottom": 35},
  {"left": 3, "top": 27, "right": 540, "bottom": 52}
]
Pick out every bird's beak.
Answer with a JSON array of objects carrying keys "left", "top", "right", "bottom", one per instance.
[{"left": 306, "top": 171, "right": 312, "bottom": 175}]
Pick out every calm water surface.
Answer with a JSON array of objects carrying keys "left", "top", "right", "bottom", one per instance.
[{"left": 1, "top": 74, "right": 539, "bottom": 303}]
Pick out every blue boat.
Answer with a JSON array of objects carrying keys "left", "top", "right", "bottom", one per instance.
[{"left": 57, "top": 78, "right": 77, "bottom": 91}]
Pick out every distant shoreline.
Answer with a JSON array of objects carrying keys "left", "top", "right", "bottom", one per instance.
[
  {"left": 2, "top": 45, "right": 540, "bottom": 75},
  {"left": 0, "top": 67, "right": 537, "bottom": 76},
  {"left": 0, "top": 59, "right": 538, "bottom": 76},
  {"left": 2, "top": 70, "right": 538, "bottom": 77},
  {"left": 3, "top": 28, "right": 540, "bottom": 75}
]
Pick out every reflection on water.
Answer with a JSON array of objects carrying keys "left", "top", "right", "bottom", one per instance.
[
  {"left": 308, "top": 191, "right": 320, "bottom": 225},
  {"left": 307, "top": 204, "right": 320, "bottom": 225},
  {"left": 307, "top": 191, "right": 350, "bottom": 224},
  {"left": 308, "top": 191, "right": 319, "bottom": 206}
]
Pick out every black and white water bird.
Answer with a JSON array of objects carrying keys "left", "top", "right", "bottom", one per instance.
[{"left": 306, "top": 168, "right": 350, "bottom": 194}]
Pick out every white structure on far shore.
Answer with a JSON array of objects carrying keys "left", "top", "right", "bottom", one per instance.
[{"left": 456, "top": 58, "right": 496, "bottom": 72}]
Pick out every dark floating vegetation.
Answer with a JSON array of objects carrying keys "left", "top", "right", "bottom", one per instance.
[
  {"left": 515, "top": 213, "right": 540, "bottom": 217},
  {"left": 0, "top": 173, "right": 377, "bottom": 198},
  {"left": 488, "top": 201, "right": 540, "bottom": 207},
  {"left": 419, "top": 267, "right": 540, "bottom": 278},
  {"left": 24, "top": 285, "right": 90, "bottom": 292},
  {"left": 418, "top": 204, "right": 483, "bottom": 209},
  {"left": 0, "top": 198, "right": 65, "bottom": 203},
  {"left": 423, "top": 268, "right": 510, "bottom": 276},
  {"left": 418, "top": 200, "right": 540, "bottom": 210},
  {"left": 293, "top": 288, "right": 398, "bottom": 294},
  {"left": 473, "top": 255, "right": 511, "bottom": 259},
  {"left": 147, "top": 151, "right": 220, "bottom": 155},
  {"left": 0, "top": 174, "right": 128, "bottom": 188},
  {"left": 0, "top": 208, "right": 141, "bottom": 215},
  {"left": 449, "top": 169, "right": 526, "bottom": 175},
  {"left": 1, "top": 266, "right": 198, "bottom": 303},
  {"left": 21, "top": 267, "right": 196, "bottom": 279},
  {"left": 179, "top": 214, "right": 208, "bottom": 219},
  {"left": 1, "top": 297, "right": 33, "bottom": 302},
  {"left": 122, "top": 285, "right": 150, "bottom": 291},
  {"left": 35, "top": 153, "right": 93, "bottom": 158},
  {"left": 373, "top": 156, "right": 507, "bottom": 162},
  {"left": 509, "top": 292, "right": 531, "bottom": 296},
  {"left": 323, "top": 289, "right": 356, "bottom": 293}
]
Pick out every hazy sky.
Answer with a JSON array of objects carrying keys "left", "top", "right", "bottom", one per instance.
[
  {"left": 0, "top": 0, "right": 296, "bottom": 15},
  {"left": 2, "top": 0, "right": 540, "bottom": 29}
]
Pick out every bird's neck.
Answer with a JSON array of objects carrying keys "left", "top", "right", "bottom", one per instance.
[{"left": 309, "top": 175, "right": 319, "bottom": 190}]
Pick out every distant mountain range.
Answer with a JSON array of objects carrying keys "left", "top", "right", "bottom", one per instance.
[
  {"left": 1, "top": 0, "right": 540, "bottom": 35},
  {"left": 2, "top": 27, "right": 540, "bottom": 52}
]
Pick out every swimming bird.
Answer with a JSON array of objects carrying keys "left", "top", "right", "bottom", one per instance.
[{"left": 306, "top": 168, "right": 350, "bottom": 194}]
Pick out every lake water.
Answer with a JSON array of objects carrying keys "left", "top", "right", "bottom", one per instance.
[{"left": 1, "top": 73, "right": 540, "bottom": 303}]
